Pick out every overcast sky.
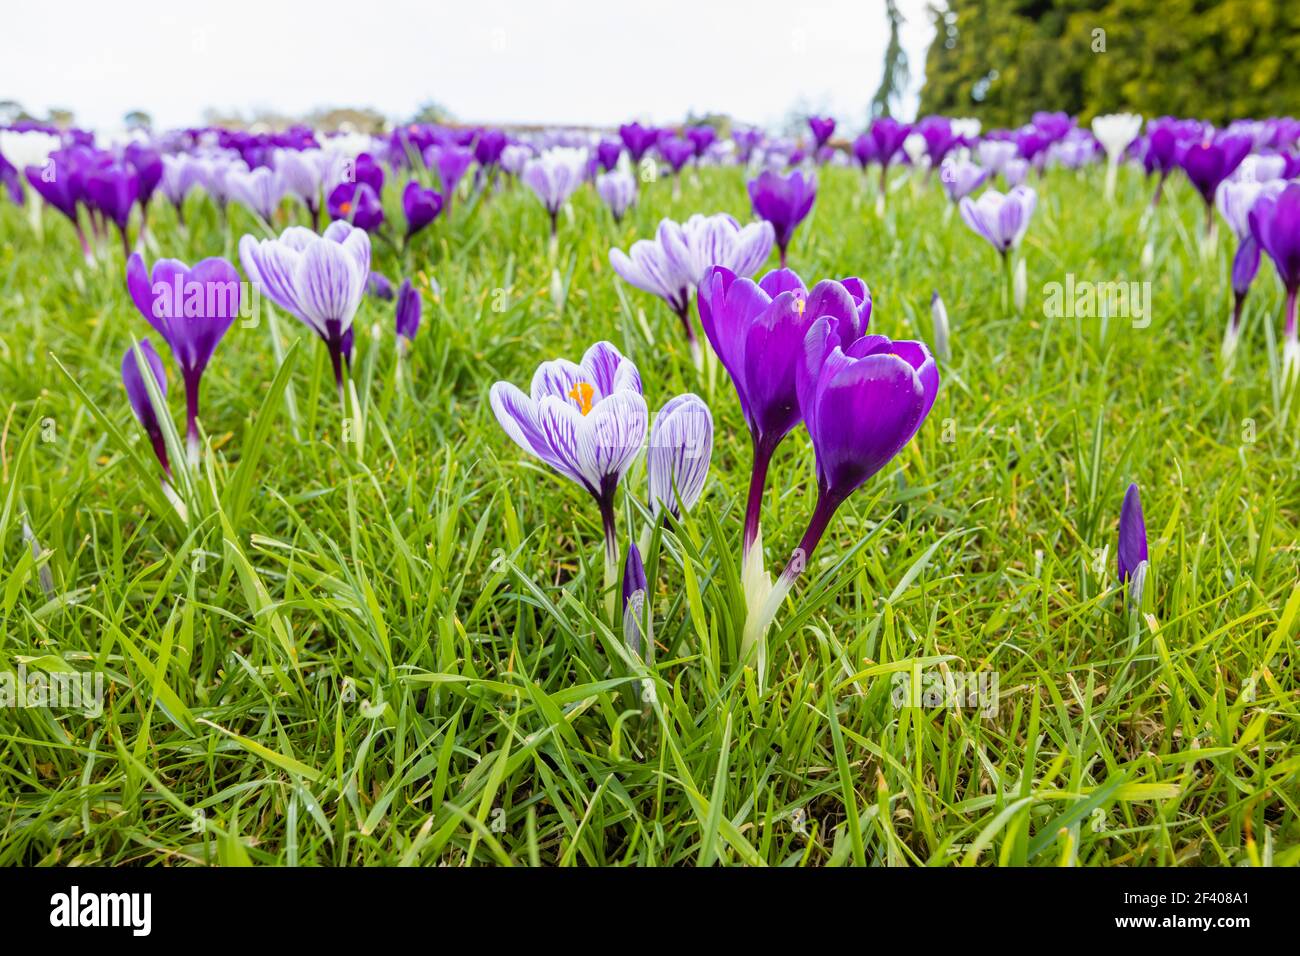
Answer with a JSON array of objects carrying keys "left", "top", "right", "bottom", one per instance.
[{"left": 5, "top": 0, "right": 938, "bottom": 133}]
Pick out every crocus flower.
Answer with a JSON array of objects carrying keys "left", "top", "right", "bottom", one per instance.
[
  {"left": 1217, "top": 179, "right": 1284, "bottom": 359},
  {"left": 239, "top": 221, "right": 371, "bottom": 394},
  {"left": 521, "top": 147, "right": 588, "bottom": 236},
  {"left": 622, "top": 542, "right": 649, "bottom": 658},
  {"left": 1091, "top": 113, "right": 1143, "bottom": 201},
  {"left": 85, "top": 162, "right": 139, "bottom": 255},
  {"left": 395, "top": 277, "right": 421, "bottom": 350},
  {"left": 228, "top": 165, "right": 286, "bottom": 224},
  {"left": 658, "top": 136, "right": 695, "bottom": 176},
  {"left": 126, "top": 252, "right": 241, "bottom": 462},
  {"left": 851, "top": 134, "right": 877, "bottom": 171},
  {"left": 1003, "top": 158, "right": 1029, "bottom": 188},
  {"left": 489, "top": 341, "right": 647, "bottom": 610},
  {"left": 686, "top": 126, "right": 717, "bottom": 158},
  {"left": 121, "top": 338, "right": 171, "bottom": 476},
  {"left": 747, "top": 169, "right": 816, "bottom": 267},
  {"left": 808, "top": 116, "right": 836, "bottom": 150},
  {"left": 367, "top": 270, "right": 394, "bottom": 300},
  {"left": 977, "top": 139, "right": 1018, "bottom": 175},
  {"left": 124, "top": 142, "right": 163, "bottom": 230},
  {"left": 1249, "top": 182, "right": 1300, "bottom": 379},
  {"left": 24, "top": 148, "right": 86, "bottom": 250},
  {"left": 474, "top": 129, "right": 507, "bottom": 169},
  {"left": 940, "top": 158, "right": 990, "bottom": 203},
  {"left": 959, "top": 185, "right": 1037, "bottom": 257},
  {"left": 869, "top": 117, "right": 912, "bottom": 192},
  {"left": 327, "top": 180, "right": 384, "bottom": 232},
  {"left": 275, "top": 148, "right": 327, "bottom": 225},
  {"left": 619, "top": 123, "right": 659, "bottom": 165},
  {"left": 595, "top": 139, "right": 623, "bottom": 172},
  {"left": 698, "top": 265, "right": 870, "bottom": 567},
  {"left": 401, "top": 181, "right": 443, "bottom": 240},
  {"left": 1117, "top": 482, "right": 1149, "bottom": 604},
  {"left": 917, "top": 116, "right": 959, "bottom": 168},
  {"left": 596, "top": 170, "right": 636, "bottom": 223},
  {"left": 0, "top": 153, "right": 21, "bottom": 205},
  {"left": 742, "top": 313, "right": 937, "bottom": 664},
  {"left": 159, "top": 154, "right": 202, "bottom": 224},
  {"left": 424, "top": 144, "right": 473, "bottom": 208},
  {"left": 609, "top": 220, "right": 696, "bottom": 346},
  {"left": 647, "top": 393, "right": 713, "bottom": 520},
  {"left": 1180, "top": 133, "right": 1252, "bottom": 233},
  {"left": 682, "top": 213, "right": 775, "bottom": 285}
]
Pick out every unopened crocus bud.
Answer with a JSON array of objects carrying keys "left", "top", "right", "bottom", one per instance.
[
  {"left": 395, "top": 278, "right": 421, "bottom": 346},
  {"left": 1117, "top": 483, "right": 1149, "bottom": 605},
  {"left": 647, "top": 394, "right": 713, "bottom": 520},
  {"left": 621, "top": 542, "right": 649, "bottom": 658},
  {"left": 931, "top": 291, "right": 950, "bottom": 361},
  {"left": 121, "top": 339, "right": 170, "bottom": 476},
  {"left": 1013, "top": 258, "right": 1027, "bottom": 313}
]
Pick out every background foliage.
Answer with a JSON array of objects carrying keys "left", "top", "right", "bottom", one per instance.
[{"left": 920, "top": 0, "right": 1300, "bottom": 125}]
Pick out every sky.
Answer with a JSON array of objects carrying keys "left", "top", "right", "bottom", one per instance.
[{"left": 4, "top": 0, "right": 938, "bottom": 133}]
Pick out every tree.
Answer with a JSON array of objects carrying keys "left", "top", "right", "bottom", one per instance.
[
  {"left": 871, "top": 0, "right": 911, "bottom": 119},
  {"left": 919, "top": 0, "right": 1300, "bottom": 126}
]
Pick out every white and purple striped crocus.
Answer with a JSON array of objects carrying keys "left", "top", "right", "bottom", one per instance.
[
  {"left": 940, "top": 158, "right": 990, "bottom": 204},
  {"left": 239, "top": 221, "right": 371, "bottom": 395},
  {"left": 227, "top": 165, "right": 286, "bottom": 225},
  {"left": 521, "top": 147, "right": 588, "bottom": 236},
  {"left": 490, "top": 341, "right": 648, "bottom": 614},
  {"left": 159, "top": 154, "right": 202, "bottom": 225},
  {"left": 121, "top": 338, "right": 170, "bottom": 476},
  {"left": 647, "top": 393, "right": 713, "bottom": 521},
  {"left": 960, "top": 185, "right": 1038, "bottom": 311},
  {"left": 126, "top": 252, "right": 241, "bottom": 463},
  {"left": 274, "top": 148, "right": 328, "bottom": 226}
]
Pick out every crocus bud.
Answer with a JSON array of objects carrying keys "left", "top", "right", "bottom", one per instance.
[
  {"left": 367, "top": 271, "right": 394, "bottom": 300},
  {"left": 121, "top": 339, "right": 170, "bottom": 476},
  {"left": 931, "top": 291, "right": 950, "bottom": 361},
  {"left": 395, "top": 278, "right": 421, "bottom": 346},
  {"left": 621, "top": 542, "right": 649, "bottom": 658},
  {"left": 647, "top": 394, "right": 713, "bottom": 520},
  {"left": 1013, "top": 258, "right": 1027, "bottom": 313},
  {"left": 1117, "top": 483, "right": 1149, "bottom": 604}
]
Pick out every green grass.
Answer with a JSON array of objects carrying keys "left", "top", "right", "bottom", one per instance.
[{"left": 1, "top": 160, "right": 1297, "bottom": 867}]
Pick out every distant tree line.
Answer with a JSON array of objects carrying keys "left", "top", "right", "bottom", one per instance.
[{"left": 919, "top": 0, "right": 1300, "bottom": 126}]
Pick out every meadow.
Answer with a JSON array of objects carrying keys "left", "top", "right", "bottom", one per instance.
[{"left": 1, "top": 154, "right": 1297, "bottom": 867}]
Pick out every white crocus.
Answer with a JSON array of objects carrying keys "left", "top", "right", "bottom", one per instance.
[{"left": 1091, "top": 113, "right": 1143, "bottom": 201}]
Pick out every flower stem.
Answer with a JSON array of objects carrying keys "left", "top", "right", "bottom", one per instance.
[
  {"left": 742, "top": 433, "right": 776, "bottom": 560},
  {"left": 599, "top": 489, "right": 618, "bottom": 623}
]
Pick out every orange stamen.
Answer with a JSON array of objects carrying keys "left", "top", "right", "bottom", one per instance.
[{"left": 568, "top": 382, "right": 595, "bottom": 415}]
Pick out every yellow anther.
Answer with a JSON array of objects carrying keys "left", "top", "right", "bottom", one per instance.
[
  {"left": 568, "top": 382, "right": 595, "bottom": 416},
  {"left": 795, "top": 296, "right": 806, "bottom": 316}
]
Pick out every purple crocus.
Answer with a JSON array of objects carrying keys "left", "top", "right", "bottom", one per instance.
[
  {"left": 658, "top": 136, "right": 695, "bottom": 176},
  {"left": 647, "top": 393, "right": 713, "bottom": 520},
  {"left": 395, "top": 277, "right": 421, "bottom": 349},
  {"left": 686, "top": 126, "right": 716, "bottom": 158},
  {"left": 275, "top": 148, "right": 327, "bottom": 225},
  {"left": 595, "top": 140, "right": 623, "bottom": 173},
  {"left": 851, "top": 134, "right": 877, "bottom": 172},
  {"left": 747, "top": 169, "right": 816, "bottom": 267},
  {"left": 1217, "top": 179, "right": 1284, "bottom": 358},
  {"left": 697, "top": 265, "right": 871, "bottom": 567},
  {"left": 489, "top": 341, "right": 647, "bottom": 613},
  {"left": 239, "top": 221, "right": 371, "bottom": 395},
  {"left": 402, "top": 181, "right": 443, "bottom": 241},
  {"left": 596, "top": 171, "right": 636, "bottom": 223},
  {"left": 228, "top": 165, "right": 287, "bottom": 224},
  {"left": 1249, "top": 182, "right": 1300, "bottom": 378},
  {"left": 869, "top": 117, "right": 912, "bottom": 192},
  {"left": 159, "top": 154, "right": 202, "bottom": 224},
  {"left": 742, "top": 311, "right": 937, "bottom": 663},
  {"left": 327, "top": 181, "right": 384, "bottom": 232},
  {"left": 622, "top": 541, "right": 649, "bottom": 658},
  {"left": 808, "top": 116, "right": 836, "bottom": 150},
  {"left": 124, "top": 142, "right": 163, "bottom": 233},
  {"left": 1180, "top": 133, "right": 1252, "bottom": 233},
  {"left": 84, "top": 162, "right": 139, "bottom": 255},
  {"left": 619, "top": 123, "right": 659, "bottom": 165},
  {"left": 474, "top": 129, "right": 507, "bottom": 169},
  {"left": 25, "top": 148, "right": 90, "bottom": 255},
  {"left": 917, "top": 116, "right": 959, "bottom": 168},
  {"left": 126, "top": 252, "right": 241, "bottom": 462},
  {"left": 1117, "top": 483, "right": 1149, "bottom": 602},
  {"left": 367, "top": 270, "right": 394, "bottom": 300},
  {"left": 424, "top": 145, "right": 473, "bottom": 210},
  {"left": 121, "top": 339, "right": 171, "bottom": 476}
]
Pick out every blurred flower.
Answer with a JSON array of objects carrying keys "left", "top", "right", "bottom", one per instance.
[
  {"left": 939, "top": 158, "right": 989, "bottom": 203},
  {"left": 1180, "top": 133, "right": 1252, "bottom": 230},
  {"left": 619, "top": 123, "right": 659, "bottom": 165},
  {"left": 159, "top": 154, "right": 203, "bottom": 223},
  {"left": 657, "top": 135, "right": 694, "bottom": 175},
  {"left": 367, "top": 270, "right": 394, "bottom": 300},
  {"left": 1249, "top": 182, "right": 1300, "bottom": 379},
  {"left": 84, "top": 162, "right": 139, "bottom": 254},
  {"left": 931, "top": 291, "right": 950, "bottom": 361},
  {"left": 808, "top": 116, "right": 836, "bottom": 149},
  {"left": 1092, "top": 113, "right": 1143, "bottom": 201},
  {"left": 959, "top": 185, "right": 1037, "bottom": 257},
  {"left": 395, "top": 277, "right": 421, "bottom": 347},
  {"left": 1217, "top": 179, "right": 1285, "bottom": 360},
  {"left": 521, "top": 147, "right": 588, "bottom": 235},
  {"left": 275, "top": 148, "right": 327, "bottom": 224},
  {"left": 402, "top": 181, "right": 443, "bottom": 239},
  {"left": 228, "top": 165, "right": 286, "bottom": 223},
  {"left": 595, "top": 139, "right": 623, "bottom": 172},
  {"left": 747, "top": 169, "right": 816, "bottom": 267},
  {"left": 596, "top": 170, "right": 636, "bottom": 223},
  {"left": 327, "top": 180, "right": 384, "bottom": 231}
]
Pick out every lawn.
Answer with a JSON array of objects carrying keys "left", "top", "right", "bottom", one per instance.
[{"left": 1, "top": 159, "right": 1297, "bottom": 866}]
